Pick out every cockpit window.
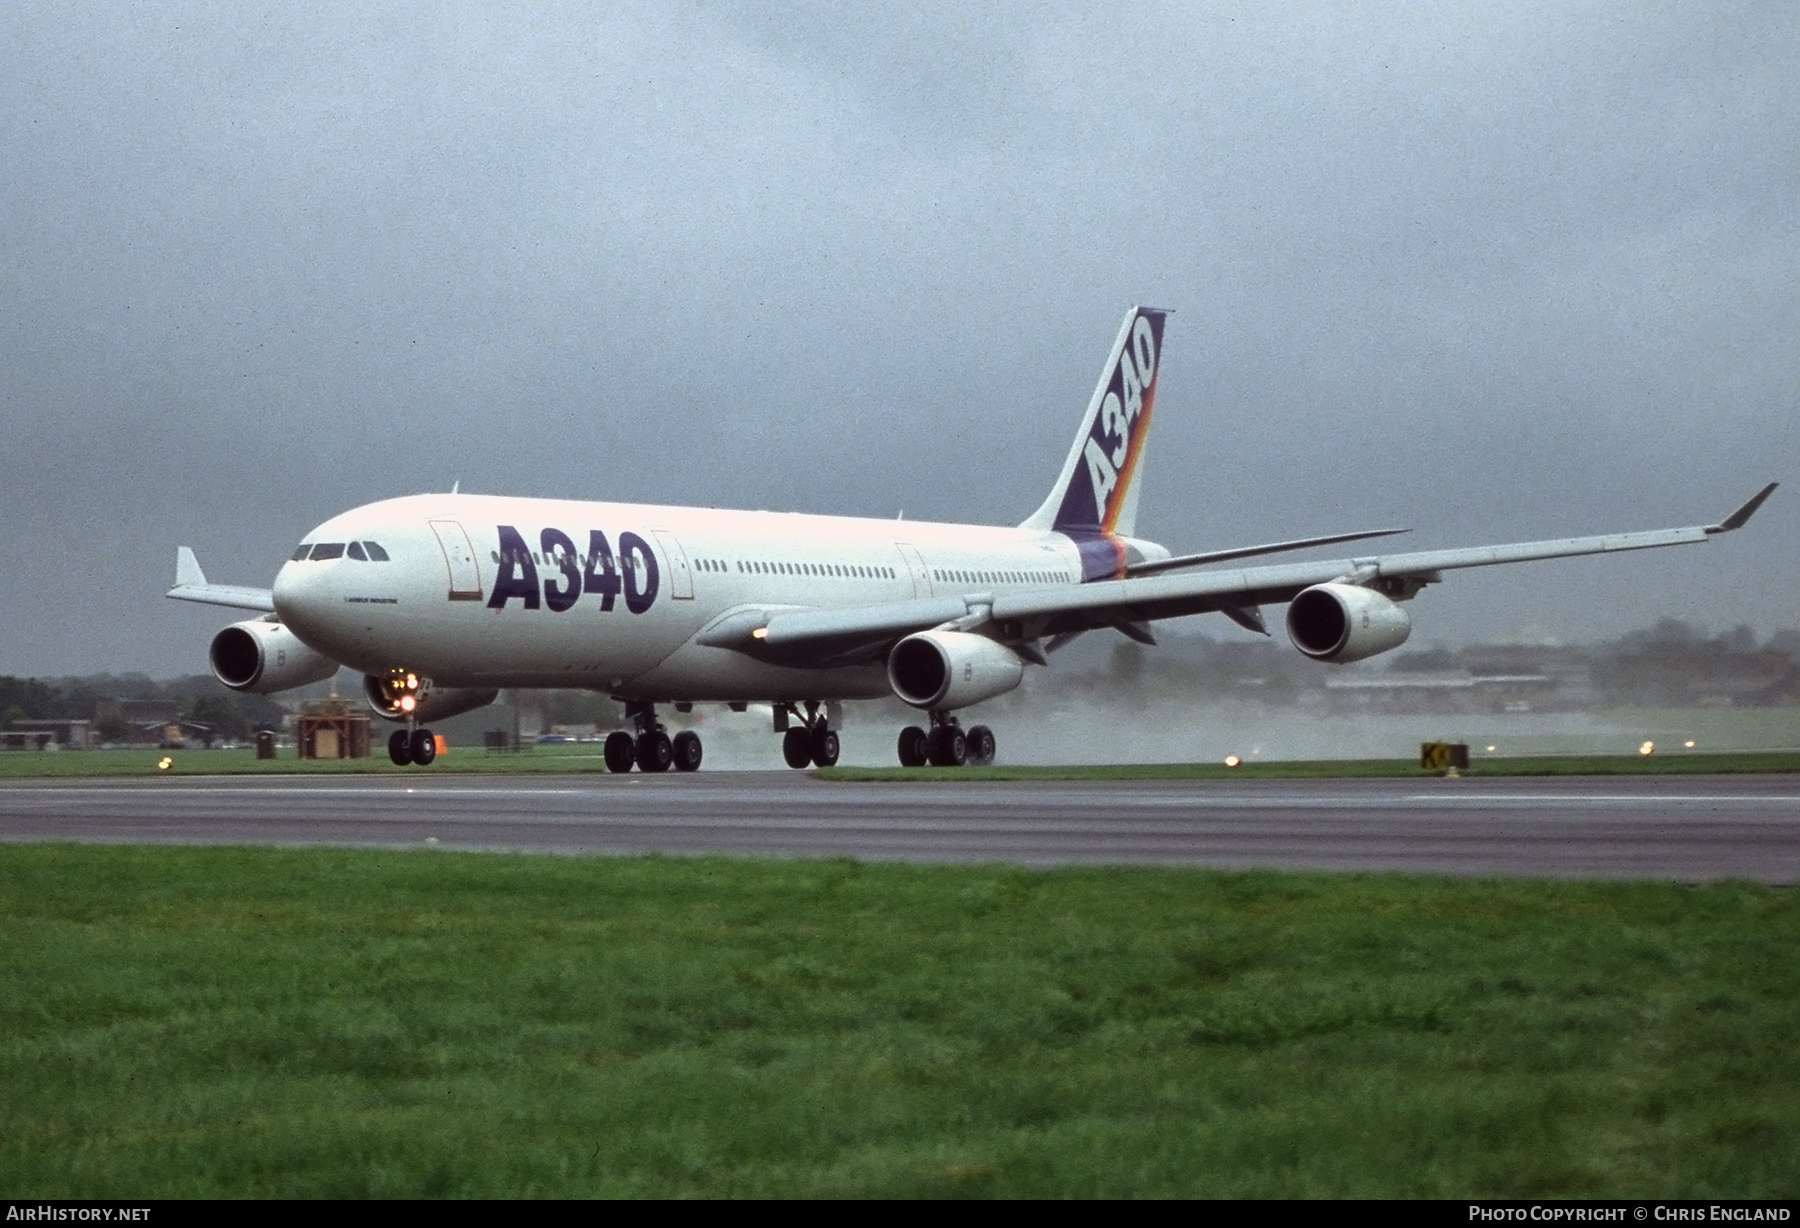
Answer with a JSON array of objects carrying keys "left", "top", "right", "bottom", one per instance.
[
  {"left": 346, "top": 541, "right": 368, "bottom": 561},
  {"left": 291, "top": 544, "right": 313, "bottom": 561},
  {"left": 310, "top": 543, "right": 345, "bottom": 560},
  {"left": 363, "top": 541, "right": 390, "bottom": 562}
]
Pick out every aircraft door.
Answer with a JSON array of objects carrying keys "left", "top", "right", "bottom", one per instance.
[
  {"left": 650, "top": 529, "right": 694, "bottom": 600},
  {"left": 894, "top": 542, "right": 933, "bottom": 598},
  {"left": 428, "top": 520, "right": 484, "bottom": 601}
]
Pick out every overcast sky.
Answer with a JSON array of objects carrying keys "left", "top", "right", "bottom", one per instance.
[{"left": 2, "top": 2, "right": 1795, "bottom": 678}]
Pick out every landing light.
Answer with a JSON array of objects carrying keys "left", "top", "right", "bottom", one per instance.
[
  {"left": 405, "top": 673, "right": 418, "bottom": 690},
  {"left": 752, "top": 628, "right": 767, "bottom": 640},
  {"left": 1639, "top": 741, "right": 1655, "bottom": 756},
  {"left": 400, "top": 695, "right": 417, "bottom": 713}
]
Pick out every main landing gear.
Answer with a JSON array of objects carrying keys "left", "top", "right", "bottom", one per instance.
[
  {"left": 604, "top": 702, "right": 703, "bottom": 774},
  {"left": 777, "top": 701, "right": 839, "bottom": 769},
  {"left": 897, "top": 712, "right": 996, "bottom": 768},
  {"left": 388, "top": 726, "right": 438, "bottom": 766}
]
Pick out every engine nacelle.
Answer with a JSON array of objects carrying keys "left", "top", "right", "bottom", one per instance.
[
  {"left": 887, "top": 630, "right": 1025, "bottom": 710},
  {"left": 362, "top": 674, "right": 499, "bottom": 724},
  {"left": 1285, "top": 582, "right": 1412, "bottom": 664},
  {"left": 209, "top": 620, "right": 341, "bottom": 693}
]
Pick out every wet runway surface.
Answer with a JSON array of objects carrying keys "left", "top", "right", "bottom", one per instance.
[{"left": 2, "top": 772, "right": 1797, "bottom": 880}]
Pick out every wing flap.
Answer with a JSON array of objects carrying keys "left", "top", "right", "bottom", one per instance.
[{"left": 759, "top": 597, "right": 971, "bottom": 648}]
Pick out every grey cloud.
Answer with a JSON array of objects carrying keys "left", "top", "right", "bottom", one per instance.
[{"left": 0, "top": 2, "right": 1793, "bottom": 675}]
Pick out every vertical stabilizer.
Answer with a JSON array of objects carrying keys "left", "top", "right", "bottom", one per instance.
[{"left": 1020, "top": 306, "right": 1168, "bottom": 539}]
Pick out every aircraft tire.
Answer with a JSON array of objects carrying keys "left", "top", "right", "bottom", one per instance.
[
  {"left": 897, "top": 725, "right": 927, "bottom": 767},
  {"left": 809, "top": 727, "right": 840, "bottom": 768},
  {"left": 410, "top": 728, "right": 437, "bottom": 766},
  {"left": 965, "top": 725, "right": 996, "bottom": 767},
  {"left": 782, "top": 727, "right": 812, "bottom": 769},
  {"left": 636, "top": 730, "right": 673, "bottom": 773},
  {"left": 673, "top": 730, "right": 703, "bottom": 772},
  {"left": 603, "top": 731, "right": 636, "bottom": 773},
  {"left": 927, "top": 726, "right": 966, "bottom": 767},
  {"left": 388, "top": 730, "right": 413, "bottom": 766}
]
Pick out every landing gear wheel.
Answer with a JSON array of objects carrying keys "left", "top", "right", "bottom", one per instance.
[
  {"left": 965, "top": 725, "right": 996, "bottom": 767},
  {"left": 604, "top": 731, "right": 636, "bottom": 773},
  {"left": 409, "top": 728, "right": 437, "bottom": 766},
  {"left": 927, "top": 725, "right": 966, "bottom": 767},
  {"left": 388, "top": 729, "right": 413, "bottom": 766},
  {"left": 897, "top": 725, "right": 928, "bottom": 767},
  {"left": 809, "top": 726, "right": 840, "bottom": 768},
  {"left": 782, "top": 726, "right": 812, "bottom": 769},
  {"left": 672, "top": 730, "right": 703, "bottom": 772},
  {"left": 636, "top": 730, "right": 673, "bottom": 773}
]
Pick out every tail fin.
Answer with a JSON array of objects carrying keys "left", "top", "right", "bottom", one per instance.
[{"left": 1020, "top": 306, "right": 1169, "bottom": 538}]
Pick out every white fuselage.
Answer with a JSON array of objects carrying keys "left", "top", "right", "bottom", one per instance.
[{"left": 273, "top": 493, "right": 1094, "bottom": 702}]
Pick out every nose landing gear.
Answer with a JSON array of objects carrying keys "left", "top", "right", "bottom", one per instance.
[
  {"left": 380, "top": 671, "right": 438, "bottom": 767},
  {"left": 388, "top": 725, "right": 438, "bottom": 766}
]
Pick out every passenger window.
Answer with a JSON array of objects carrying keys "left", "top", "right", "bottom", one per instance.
[
  {"left": 311, "top": 543, "right": 345, "bottom": 560},
  {"left": 364, "top": 541, "right": 390, "bottom": 561},
  {"left": 346, "top": 542, "right": 368, "bottom": 561}
]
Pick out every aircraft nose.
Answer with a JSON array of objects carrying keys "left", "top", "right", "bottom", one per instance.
[{"left": 272, "top": 561, "right": 335, "bottom": 638}]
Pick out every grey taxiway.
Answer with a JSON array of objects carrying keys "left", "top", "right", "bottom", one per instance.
[{"left": 1, "top": 772, "right": 1797, "bottom": 881}]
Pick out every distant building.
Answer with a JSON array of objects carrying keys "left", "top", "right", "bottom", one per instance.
[
  {"left": 1324, "top": 671, "right": 1560, "bottom": 714},
  {"left": 3, "top": 719, "right": 92, "bottom": 749}
]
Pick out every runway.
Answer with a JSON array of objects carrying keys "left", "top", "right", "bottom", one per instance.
[{"left": 2, "top": 772, "right": 1798, "bottom": 880}]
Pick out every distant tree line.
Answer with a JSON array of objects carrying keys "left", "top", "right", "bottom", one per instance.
[
  {"left": 0, "top": 674, "right": 287, "bottom": 744},
  {"left": 1040, "top": 618, "right": 1800, "bottom": 708}
]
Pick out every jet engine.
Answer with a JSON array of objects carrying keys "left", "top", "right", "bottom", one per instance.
[
  {"left": 208, "top": 620, "right": 340, "bottom": 693},
  {"left": 1285, "top": 582, "right": 1412, "bottom": 664},
  {"left": 362, "top": 674, "right": 499, "bottom": 724},
  {"left": 887, "top": 630, "right": 1025, "bottom": 710}
]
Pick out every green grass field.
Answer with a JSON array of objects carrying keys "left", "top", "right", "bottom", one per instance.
[{"left": 3, "top": 845, "right": 1796, "bottom": 1197}]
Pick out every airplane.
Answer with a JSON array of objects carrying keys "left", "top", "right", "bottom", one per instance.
[{"left": 168, "top": 306, "right": 1777, "bottom": 772}]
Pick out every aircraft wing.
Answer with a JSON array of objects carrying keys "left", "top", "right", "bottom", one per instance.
[
  {"left": 729, "top": 484, "right": 1776, "bottom": 661},
  {"left": 165, "top": 546, "right": 276, "bottom": 613}
]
